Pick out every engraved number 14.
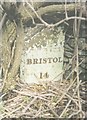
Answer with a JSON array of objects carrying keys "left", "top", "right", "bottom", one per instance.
[{"left": 40, "top": 72, "right": 49, "bottom": 79}]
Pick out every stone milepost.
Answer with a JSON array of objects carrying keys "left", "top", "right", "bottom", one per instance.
[{"left": 20, "top": 27, "right": 65, "bottom": 84}]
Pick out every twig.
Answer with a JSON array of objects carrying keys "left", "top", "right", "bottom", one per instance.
[
  {"left": 53, "top": 16, "right": 86, "bottom": 27},
  {"left": 65, "top": 0, "right": 68, "bottom": 19},
  {"left": 55, "top": 77, "right": 76, "bottom": 106},
  {"left": 51, "top": 85, "right": 79, "bottom": 108},
  {"left": 12, "top": 89, "right": 38, "bottom": 97},
  {"left": 22, "top": 97, "right": 37, "bottom": 113},
  {"left": 0, "top": 13, "right": 7, "bottom": 30},
  {"left": 4, "top": 101, "right": 25, "bottom": 118},
  {"left": 12, "top": 89, "right": 51, "bottom": 102},
  {"left": 25, "top": 0, "right": 50, "bottom": 27},
  {"left": 68, "top": 110, "right": 82, "bottom": 118},
  {"left": 59, "top": 100, "right": 71, "bottom": 118},
  {"left": 24, "top": 6, "right": 35, "bottom": 24},
  {"left": 45, "top": 103, "right": 59, "bottom": 118},
  {"left": 33, "top": 104, "right": 42, "bottom": 118},
  {"left": 74, "top": 1, "right": 82, "bottom": 117},
  {"left": 59, "top": 79, "right": 82, "bottom": 118},
  {"left": 66, "top": 59, "right": 84, "bottom": 80}
]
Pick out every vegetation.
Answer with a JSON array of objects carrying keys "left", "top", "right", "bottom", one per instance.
[{"left": 0, "top": 0, "right": 86, "bottom": 119}]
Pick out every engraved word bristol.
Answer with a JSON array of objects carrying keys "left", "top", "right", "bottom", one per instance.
[{"left": 20, "top": 27, "right": 65, "bottom": 84}]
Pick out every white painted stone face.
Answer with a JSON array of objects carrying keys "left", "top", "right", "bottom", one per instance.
[{"left": 20, "top": 27, "right": 65, "bottom": 84}]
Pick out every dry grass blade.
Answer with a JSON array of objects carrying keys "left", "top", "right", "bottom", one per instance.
[
  {"left": 59, "top": 79, "right": 82, "bottom": 118},
  {"left": 55, "top": 78, "right": 76, "bottom": 106},
  {"left": 45, "top": 103, "right": 59, "bottom": 118},
  {"left": 1, "top": 78, "right": 85, "bottom": 118},
  {"left": 22, "top": 97, "right": 37, "bottom": 113}
]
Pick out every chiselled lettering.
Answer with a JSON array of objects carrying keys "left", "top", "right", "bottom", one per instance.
[{"left": 27, "top": 57, "right": 62, "bottom": 65}]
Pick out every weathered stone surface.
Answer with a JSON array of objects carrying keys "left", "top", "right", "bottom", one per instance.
[{"left": 20, "top": 27, "right": 65, "bottom": 84}]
